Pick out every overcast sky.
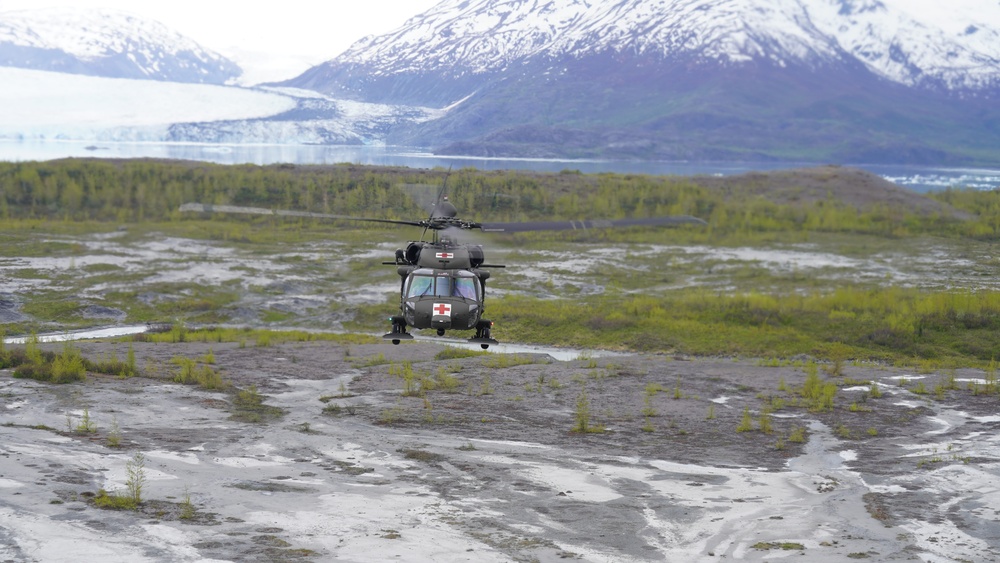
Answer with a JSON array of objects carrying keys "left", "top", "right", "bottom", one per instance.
[{"left": 0, "top": 1, "right": 441, "bottom": 82}]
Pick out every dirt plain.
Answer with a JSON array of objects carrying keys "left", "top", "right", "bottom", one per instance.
[{"left": 2, "top": 336, "right": 999, "bottom": 562}]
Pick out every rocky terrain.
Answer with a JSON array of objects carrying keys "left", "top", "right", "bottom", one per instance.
[{"left": 2, "top": 337, "right": 998, "bottom": 562}]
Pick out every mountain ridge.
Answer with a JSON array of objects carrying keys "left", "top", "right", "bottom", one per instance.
[
  {"left": 280, "top": 0, "right": 1000, "bottom": 163},
  {"left": 291, "top": 0, "right": 1000, "bottom": 103},
  {"left": 0, "top": 8, "right": 241, "bottom": 84}
]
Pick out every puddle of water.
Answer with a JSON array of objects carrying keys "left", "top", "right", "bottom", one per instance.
[
  {"left": 3, "top": 324, "right": 151, "bottom": 344},
  {"left": 415, "top": 335, "right": 625, "bottom": 361}
]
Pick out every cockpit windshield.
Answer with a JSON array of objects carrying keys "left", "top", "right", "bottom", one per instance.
[
  {"left": 406, "top": 270, "right": 479, "bottom": 300},
  {"left": 407, "top": 275, "right": 434, "bottom": 297},
  {"left": 453, "top": 276, "right": 477, "bottom": 299}
]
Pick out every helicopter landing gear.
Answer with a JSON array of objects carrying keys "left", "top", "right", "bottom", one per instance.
[
  {"left": 437, "top": 328, "right": 446, "bottom": 336},
  {"left": 468, "top": 319, "right": 498, "bottom": 349},
  {"left": 382, "top": 316, "right": 413, "bottom": 345}
]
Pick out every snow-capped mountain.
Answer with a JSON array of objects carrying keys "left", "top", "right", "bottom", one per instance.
[
  {"left": 0, "top": 8, "right": 241, "bottom": 84},
  {"left": 291, "top": 0, "right": 1000, "bottom": 103},
  {"left": 2, "top": 1, "right": 999, "bottom": 164},
  {"left": 813, "top": 0, "right": 1000, "bottom": 91},
  {"left": 282, "top": 0, "right": 1000, "bottom": 163},
  {"left": 342, "top": 0, "right": 843, "bottom": 71}
]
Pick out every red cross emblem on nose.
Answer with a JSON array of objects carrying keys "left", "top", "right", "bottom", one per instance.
[
  {"left": 436, "top": 252, "right": 454, "bottom": 259},
  {"left": 433, "top": 303, "right": 452, "bottom": 316}
]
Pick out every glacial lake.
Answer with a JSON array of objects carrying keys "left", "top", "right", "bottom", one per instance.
[{"left": 1, "top": 139, "right": 998, "bottom": 193}]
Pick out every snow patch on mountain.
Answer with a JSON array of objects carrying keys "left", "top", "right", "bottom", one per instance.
[
  {"left": 812, "top": 0, "right": 1000, "bottom": 90},
  {"left": 340, "top": 0, "right": 846, "bottom": 73},
  {"left": 0, "top": 7, "right": 240, "bottom": 83},
  {"left": 329, "top": 0, "right": 1000, "bottom": 92}
]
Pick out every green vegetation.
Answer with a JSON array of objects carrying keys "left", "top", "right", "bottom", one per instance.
[
  {"left": 483, "top": 353, "right": 541, "bottom": 369},
  {"left": 788, "top": 427, "right": 807, "bottom": 443},
  {"left": 107, "top": 415, "right": 123, "bottom": 448},
  {"left": 490, "top": 287, "right": 1000, "bottom": 366},
  {"left": 8, "top": 339, "right": 144, "bottom": 382},
  {"left": 1, "top": 160, "right": 997, "bottom": 241},
  {"left": 1, "top": 160, "right": 998, "bottom": 365},
  {"left": 11, "top": 338, "right": 87, "bottom": 383},
  {"left": 94, "top": 451, "right": 147, "bottom": 510},
  {"left": 572, "top": 388, "right": 605, "bottom": 434},
  {"left": 179, "top": 487, "right": 196, "bottom": 520},
  {"left": 386, "top": 360, "right": 461, "bottom": 398},
  {"left": 752, "top": 541, "right": 805, "bottom": 551},
  {"left": 125, "top": 452, "right": 147, "bottom": 505},
  {"left": 87, "top": 344, "right": 139, "bottom": 378},
  {"left": 75, "top": 409, "right": 97, "bottom": 434},
  {"left": 230, "top": 384, "right": 285, "bottom": 423},
  {"left": 171, "top": 356, "right": 226, "bottom": 389},
  {"left": 94, "top": 489, "right": 139, "bottom": 510},
  {"left": 140, "top": 326, "right": 377, "bottom": 347},
  {"left": 736, "top": 407, "right": 755, "bottom": 433},
  {"left": 435, "top": 346, "right": 489, "bottom": 360},
  {"left": 800, "top": 364, "right": 838, "bottom": 412},
  {"left": 399, "top": 448, "right": 445, "bottom": 463}
]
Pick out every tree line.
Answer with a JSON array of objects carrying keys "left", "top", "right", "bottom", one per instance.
[{"left": 0, "top": 158, "right": 997, "bottom": 240}]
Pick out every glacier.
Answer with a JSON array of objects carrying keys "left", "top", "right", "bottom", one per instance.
[
  {"left": 0, "top": 67, "right": 446, "bottom": 146},
  {"left": 0, "top": 67, "right": 294, "bottom": 140}
]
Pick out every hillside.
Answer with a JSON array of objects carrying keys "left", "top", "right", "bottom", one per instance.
[
  {"left": 690, "top": 165, "right": 968, "bottom": 216},
  {"left": 282, "top": 0, "right": 1000, "bottom": 164}
]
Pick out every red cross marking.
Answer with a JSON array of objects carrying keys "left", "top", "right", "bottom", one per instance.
[
  {"left": 436, "top": 252, "right": 454, "bottom": 259},
  {"left": 433, "top": 303, "right": 451, "bottom": 316}
]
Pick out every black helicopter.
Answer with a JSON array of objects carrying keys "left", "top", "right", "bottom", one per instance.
[{"left": 180, "top": 186, "right": 705, "bottom": 349}]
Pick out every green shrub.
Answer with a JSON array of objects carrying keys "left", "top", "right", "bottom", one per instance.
[
  {"left": 736, "top": 407, "right": 755, "bottom": 432},
  {"left": 93, "top": 489, "right": 138, "bottom": 510}
]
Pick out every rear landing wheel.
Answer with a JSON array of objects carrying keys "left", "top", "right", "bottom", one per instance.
[{"left": 474, "top": 320, "right": 493, "bottom": 340}]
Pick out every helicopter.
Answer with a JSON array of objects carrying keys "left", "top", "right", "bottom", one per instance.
[{"left": 180, "top": 185, "right": 705, "bottom": 349}]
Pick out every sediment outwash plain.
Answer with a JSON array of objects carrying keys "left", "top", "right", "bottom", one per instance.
[{"left": 2, "top": 338, "right": 999, "bottom": 562}]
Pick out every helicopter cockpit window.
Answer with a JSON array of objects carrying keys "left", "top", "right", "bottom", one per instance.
[
  {"left": 407, "top": 271, "right": 478, "bottom": 300},
  {"left": 453, "top": 275, "right": 477, "bottom": 299},
  {"left": 434, "top": 275, "right": 452, "bottom": 297},
  {"left": 406, "top": 275, "right": 434, "bottom": 298}
]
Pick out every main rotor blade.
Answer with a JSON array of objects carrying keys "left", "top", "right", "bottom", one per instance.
[
  {"left": 178, "top": 203, "right": 424, "bottom": 227},
  {"left": 476, "top": 215, "right": 708, "bottom": 233}
]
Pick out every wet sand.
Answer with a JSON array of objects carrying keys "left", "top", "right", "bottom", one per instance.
[{"left": 2, "top": 339, "right": 999, "bottom": 562}]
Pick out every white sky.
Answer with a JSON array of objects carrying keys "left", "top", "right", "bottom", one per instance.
[{"left": 0, "top": 1, "right": 441, "bottom": 82}]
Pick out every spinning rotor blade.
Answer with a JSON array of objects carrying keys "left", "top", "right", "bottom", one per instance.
[
  {"left": 178, "top": 203, "right": 424, "bottom": 228},
  {"left": 476, "top": 215, "right": 707, "bottom": 233},
  {"left": 397, "top": 183, "right": 442, "bottom": 216}
]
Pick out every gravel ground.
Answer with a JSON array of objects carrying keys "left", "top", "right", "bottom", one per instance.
[{"left": 2, "top": 338, "right": 999, "bottom": 562}]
